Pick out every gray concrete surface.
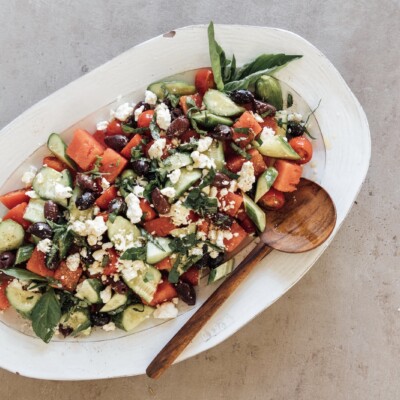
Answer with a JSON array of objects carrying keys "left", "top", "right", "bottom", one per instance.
[{"left": 0, "top": 0, "right": 399, "bottom": 399}]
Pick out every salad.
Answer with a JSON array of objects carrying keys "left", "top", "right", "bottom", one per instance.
[{"left": 0, "top": 22, "right": 315, "bottom": 343}]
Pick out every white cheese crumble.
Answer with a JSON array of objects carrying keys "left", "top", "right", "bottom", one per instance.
[
  {"left": 197, "top": 137, "right": 213, "bottom": 152},
  {"left": 190, "top": 151, "right": 216, "bottom": 169},
  {"left": 54, "top": 183, "right": 73, "bottom": 199},
  {"left": 160, "top": 187, "right": 176, "bottom": 198},
  {"left": 96, "top": 120, "right": 109, "bottom": 131},
  {"left": 133, "top": 185, "right": 145, "bottom": 198},
  {"left": 237, "top": 161, "right": 255, "bottom": 192},
  {"left": 260, "top": 126, "right": 276, "bottom": 140},
  {"left": 102, "top": 321, "right": 116, "bottom": 331},
  {"left": 101, "top": 177, "right": 110, "bottom": 192},
  {"left": 253, "top": 112, "right": 264, "bottom": 123},
  {"left": 148, "top": 138, "right": 166, "bottom": 159},
  {"left": 21, "top": 166, "right": 37, "bottom": 187},
  {"left": 70, "top": 216, "right": 108, "bottom": 245},
  {"left": 134, "top": 105, "right": 144, "bottom": 121},
  {"left": 66, "top": 253, "right": 80, "bottom": 272},
  {"left": 93, "top": 206, "right": 100, "bottom": 216},
  {"left": 100, "top": 285, "right": 112, "bottom": 304},
  {"left": 112, "top": 233, "right": 140, "bottom": 252},
  {"left": 167, "top": 169, "right": 181, "bottom": 185},
  {"left": 37, "top": 239, "right": 52, "bottom": 253},
  {"left": 145, "top": 90, "right": 157, "bottom": 105},
  {"left": 113, "top": 102, "right": 134, "bottom": 122},
  {"left": 118, "top": 259, "right": 146, "bottom": 282},
  {"left": 153, "top": 301, "right": 179, "bottom": 319},
  {"left": 229, "top": 180, "right": 238, "bottom": 193},
  {"left": 25, "top": 190, "right": 39, "bottom": 198},
  {"left": 125, "top": 193, "right": 143, "bottom": 224},
  {"left": 155, "top": 103, "right": 171, "bottom": 130},
  {"left": 35, "top": 172, "right": 44, "bottom": 184},
  {"left": 166, "top": 201, "right": 190, "bottom": 226},
  {"left": 189, "top": 247, "right": 203, "bottom": 256},
  {"left": 87, "top": 261, "right": 104, "bottom": 276},
  {"left": 288, "top": 112, "right": 303, "bottom": 122}
]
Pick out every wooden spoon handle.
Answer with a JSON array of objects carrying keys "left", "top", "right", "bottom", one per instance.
[{"left": 146, "top": 241, "right": 272, "bottom": 379}]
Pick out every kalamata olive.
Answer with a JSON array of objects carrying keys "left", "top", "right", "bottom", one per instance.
[
  {"left": 209, "top": 124, "right": 232, "bottom": 141},
  {"left": 58, "top": 325, "right": 73, "bottom": 338},
  {"left": 170, "top": 107, "right": 183, "bottom": 120},
  {"left": 75, "top": 192, "right": 96, "bottom": 210},
  {"left": 228, "top": 89, "right": 254, "bottom": 104},
  {"left": 253, "top": 100, "right": 276, "bottom": 117},
  {"left": 90, "top": 312, "right": 111, "bottom": 327},
  {"left": 111, "top": 280, "right": 129, "bottom": 295},
  {"left": 44, "top": 200, "right": 60, "bottom": 222},
  {"left": 0, "top": 251, "right": 16, "bottom": 269},
  {"left": 210, "top": 212, "right": 233, "bottom": 229},
  {"left": 131, "top": 159, "right": 150, "bottom": 176},
  {"left": 209, "top": 252, "right": 225, "bottom": 268},
  {"left": 151, "top": 187, "right": 171, "bottom": 214},
  {"left": 175, "top": 281, "right": 196, "bottom": 306},
  {"left": 286, "top": 121, "right": 306, "bottom": 138},
  {"left": 194, "top": 252, "right": 210, "bottom": 269},
  {"left": 104, "top": 135, "right": 129, "bottom": 152},
  {"left": 27, "top": 222, "right": 53, "bottom": 239},
  {"left": 133, "top": 101, "right": 151, "bottom": 113},
  {"left": 108, "top": 196, "right": 127, "bottom": 215},
  {"left": 166, "top": 116, "right": 190, "bottom": 137},
  {"left": 212, "top": 172, "right": 231, "bottom": 188},
  {"left": 76, "top": 173, "right": 100, "bottom": 192}
]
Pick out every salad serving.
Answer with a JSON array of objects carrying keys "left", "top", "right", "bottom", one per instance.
[{"left": 0, "top": 22, "right": 315, "bottom": 343}]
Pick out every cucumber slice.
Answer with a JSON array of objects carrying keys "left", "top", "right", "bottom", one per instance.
[
  {"left": 0, "top": 220, "right": 25, "bottom": 253},
  {"left": 203, "top": 89, "right": 245, "bottom": 117},
  {"left": 208, "top": 259, "right": 235, "bottom": 284},
  {"left": 75, "top": 279, "right": 103, "bottom": 304},
  {"left": 123, "top": 264, "right": 161, "bottom": 303},
  {"left": 114, "top": 304, "right": 154, "bottom": 332},
  {"left": 275, "top": 111, "right": 288, "bottom": 137},
  {"left": 146, "top": 237, "right": 172, "bottom": 264},
  {"left": 107, "top": 216, "right": 141, "bottom": 245},
  {"left": 253, "top": 135, "right": 300, "bottom": 160},
  {"left": 205, "top": 140, "right": 225, "bottom": 171},
  {"left": 165, "top": 168, "right": 202, "bottom": 202},
  {"left": 60, "top": 308, "right": 91, "bottom": 336},
  {"left": 68, "top": 187, "right": 94, "bottom": 221},
  {"left": 191, "top": 111, "right": 233, "bottom": 129},
  {"left": 47, "top": 133, "right": 77, "bottom": 170},
  {"left": 243, "top": 194, "right": 266, "bottom": 232},
  {"left": 121, "top": 169, "right": 137, "bottom": 180},
  {"left": 147, "top": 80, "right": 196, "bottom": 99},
  {"left": 23, "top": 198, "right": 46, "bottom": 223},
  {"left": 254, "top": 167, "right": 278, "bottom": 202},
  {"left": 15, "top": 244, "right": 35, "bottom": 265},
  {"left": 170, "top": 223, "right": 196, "bottom": 237},
  {"left": 6, "top": 283, "right": 42, "bottom": 318},
  {"left": 163, "top": 152, "right": 193, "bottom": 171},
  {"left": 100, "top": 293, "right": 128, "bottom": 313},
  {"left": 32, "top": 167, "right": 73, "bottom": 207}
]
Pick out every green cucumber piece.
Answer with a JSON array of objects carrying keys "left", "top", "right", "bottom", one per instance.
[
  {"left": 100, "top": 293, "right": 128, "bottom": 313},
  {"left": 208, "top": 259, "right": 235, "bottom": 284},
  {"left": 203, "top": 89, "right": 245, "bottom": 117},
  {"left": 68, "top": 187, "right": 94, "bottom": 221},
  {"left": 170, "top": 223, "right": 196, "bottom": 238},
  {"left": 275, "top": 111, "right": 288, "bottom": 137},
  {"left": 146, "top": 237, "right": 172, "bottom": 264},
  {"left": 255, "top": 76, "right": 283, "bottom": 110},
  {"left": 163, "top": 152, "right": 193, "bottom": 171},
  {"left": 0, "top": 220, "right": 25, "bottom": 253},
  {"left": 6, "top": 283, "right": 42, "bottom": 318},
  {"left": 121, "top": 169, "right": 137, "bottom": 180},
  {"left": 15, "top": 245, "right": 35, "bottom": 265},
  {"left": 253, "top": 135, "right": 300, "bottom": 160},
  {"left": 114, "top": 304, "right": 154, "bottom": 332},
  {"left": 60, "top": 308, "right": 91, "bottom": 336},
  {"left": 147, "top": 80, "right": 196, "bottom": 99},
  {"left": 191, "top": 111, "right": 233, "bottom": 128},
  {"left": 243, "top": 194, "right": 266, "bottom": 232},
  {"left": 165, "top": 168, "right": 202, "bottom": 202},
  {"left": 123, "top": 264, "right": 161, "bottom": 303},
  {"left": 75, "top": 279, "right": 103, "bottom": 304},
  {"left": 47, "top": 133, "right": 77, "bottom": 170},
  {"left": 23, "top": 198, "right": 46, "bottom": 223},
  {"left": 205, "top": 140, "right": 225, "bottom": 171},
  {"left": 254, "top": 167, "right": 278, "bottom": 202},
  {"left": 107, "top": 216, "right": 141, "bottom": 245}
]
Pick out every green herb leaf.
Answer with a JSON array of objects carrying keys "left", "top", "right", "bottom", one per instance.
[
  {"left": 31, "top": 289, "right": 62, "bottom": 343},
  {"left": 120, "top": 246, "right": 147, "bottom": 261},
  {"left": 149, "top": 113, "right": 160, "bottom": 140},
  {"left": 287, "top": 93, "right": 293, "bottom": 108},
  {"left": 207, "top": 21, "right": 225, "bottom": 91},
  {"left": 230, "top": 142, "right": 251, "bottom": 160},
  {"left": 168, "top": 254, "right": 182, "bottom": 284},
  {"left": 165, "top": 91, "right": 180, "bottom": 108},
  {"left": 169, "top": 233, "right": 199, "bottom": 254},
  {"left": 184, "top": 188, "right": 218, "bottom": 216},
  {"left": 199, "top": 168, "right": 216, "bottom": 189},
  {"left": 0, "top": 268, "right": 49, "bottom": 282},
  {"left": 121, "top": 125, "right": 149, "bottom": 135},
  {"left": 234, "top": 127, "right": 250, "bottom": 134},
  {"left": 221, "top": 167, "right": 239, "bottom": 180}
]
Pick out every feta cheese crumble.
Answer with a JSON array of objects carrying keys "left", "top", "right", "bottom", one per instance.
[
  {"left": 70, "top": 216, "right": 108, "bottom": 246},
  {"left": 153, "top": 301, "right": 179, "bottom": 319},
  {"left": 100, "top": 285, "right": 112, "bottom": 304},
  {"left": 101, "top": 177, "right": 110, "bottom": 192},
  {"left": 113, "top": 102, "right": 134, "bottom": 122},
  {"left": 148, "top": 138, "right": 166, "bottom": 159},
  {"left": 66, "top": 253, "right": 80, "bottom": 272},
  {"left": 133, "top": 185, "right": 145, "bottom": 198},
  {"left": 260, "top": 126, "right": 276, "bottom": 140},
  {"left": 167, "top": 169, "right": 181, "bottom": 185},
  {"left": 25, "top": 190, "right": 39, "bottom": 198},
  {"left": 96, "top": 120, "right": 109, "bottom": 131},
  {"left": 125, "top": 193, "right": 143, "bottom": 224},
  {"left": 166, "top": 201, "right": 190, "bottom": 226},
  {"left": 155, "top": 103, "right": 171, "bottom": 130},
  {"left": 160, "top": 187, "right": 176, "bottom": 198},
  {"left": 191, "top": 151, "right": 216, "bottom": 169},
  {"left": 21, "top": 166, "right": 37, "bottom": 187},
  {"left": 144, "top": 90, "right": 157, "bottom": 105},
  {"left": 102, "top": 322, "right": 116, "bottom": 332},
  {"left": 118, "top": 259, "right": 146, "bottom": 282},
  {"left": 37, "top": 239, "right": 52, "bottom": 253},
  {"left": 54, "top": 183, "right": 73, "bottom": 199},
  {"left": 134, "top": 105, "right": 144, "bottom": 121},
  {"left": 288, "top": 112, "right": 303, "bottom": 122},
  {"left": 237, "top": 161, "right": 255, "bottom": 192},
  {"left": 197, "top": 136, "right": 213, "bottom": 152}
]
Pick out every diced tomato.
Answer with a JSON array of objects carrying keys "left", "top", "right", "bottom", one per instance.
[
  {"left": 232, "top": 111, "right": 261, "bottom": 147},
  {"left": 27, "top": 248, "right": 55, "bottom": 278},
  {"left": 273, "top": 160, "right": 303, "bottom": 192},
  {"left": 187, "top": 210, "right": 199, "bottom": 223},
  {"left": 98, "top": 148, "right": 128, "bottom": 183},
  {"left": 179, "top": 93, "right": 203, "bottom": 114},
  {"left": 66, "top": 129, "right": 105, "bottom": 170},
  {"left": 236, "top": 206, "right": 256, "bottom": 234},
  {"left": 140, "top": 199, "right": 157, "bottom": 221},
  {"left": 149, "top": 280, "right": 177, "bottom": 306},
  {"left": 137, "top": 110, "right": 155, "bottom": 128},
  {"left": 258, "top": 187, "right": 286, "bottom": 210},
  {"left": 289, "top": 137, "right": 313, "bottom": 164},
  {"left": 197, "top": 219, "right": 210, "bottom": 235},
  {"left": 247, "top": 148, "right": 267, "bottom": 177},
  {"left": 95, "top": 186, "right": 118, "bottom": 210},
  {"left": 120, "top": 133, "right": 143, "bottom": 159},
  {"left": 143, "top": 217, "right": 175, "bottom": 237},
  {"left": 217, "top": 192, "right": 243, "bottom": 217},
  {"left": 3, "top": 202, "right": 31, "bottom": 230},
  {"left": 155, "top": 256, "right": 173, "bottom": 271},
  {"left": 93, "top": 129, "right": 107, "bottom": 147},
  {"left": 224, "top": 221, "right": 247, "bottom": 253},
  {"left": 0, "top": 188, "right": 31, "bottom": 209},
  {"left": 180, "top": 266, "right": 200, "bottom": 287},
  {"left": 103, "top": 248, "right": 119, "bottom": 276},
  {"left": 180, "top": 129, "right": 200, "bottom": 143},
  {"left": 43, "top": 156, "right": 69, "bottom": 173},
  {"left": 195, "top": 68, "right": 215, "bottom": 95},
  {"left": 106, "top": 120, "right": 124, "bottom": 136},
  {"left": 54, "top": 261, "right": 83, "bottom": 291},
  {"left": 260, "top": 116, "right": 278, "bottom": 132},
  {"left": 0, "top": 280, "right": 11, "bottom": 311},
  {"left": 226, "top": 154, "right": 246, "bottom": 173}
]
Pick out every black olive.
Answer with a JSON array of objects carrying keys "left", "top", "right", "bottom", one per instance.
[
  {"left": 212, "top": 172, "right": 231, "bottom": 188},
  {"left": 286, "top": 121, "right": 306, "bottom": 139},
  {"left": 44, "top": 201, "right": 60, "bottom": 222},
  {"left": 151, "top": 187, "right": 171, "bottom": 214},
  {"left": 58, "top": 325, "right": 73, "bottom": 338},
  {"left": 253, "top": 100, "right": 276, "bottom": 117},
  {"left": 0, "top": 251, "right": 16, "bottom": 269},
  {"left": 194, "top": 252, "right": 210, "bottom": 269},
  {"left": 210, "top": 212, "right": 233, "bottom": 229},
  {"left": 90, "top": 312, "right": 111, "bottom": 327},
  {"left": 171, "top": 107, "right": 183, "bottom": 120},
  {"left": 175, "top": 281, "right": 196, "bottom": 306},
  {"left": 76, "top": 173, "right": 100, "bottom": 192},
  {"left": 108, "top": 196, "right": 127, "bottom": 215},
  {"left": 166, "top": 116, "right": 190, "bottom": 137},
  {"left": 111, "top": 280, "right": 129, "bottom": 295},
  {"left": 27, "top": 222, "right": 53, "bottom": 239},
  {"left": 104, "top": 135, "right": 129, "bottom": 152},
  {"left": 131, "top": 159, "right": 150, "bottom": 176},
  {"left": 228, "top": 89, "right": 254, "bottom": 104},
  {"left": 75, "top": 192, "right": 96, "bottom": 210},
  {"left": 209, "top": 124, "right": 232, "bottom": 141},
  {"left": 209, "top": 253, "right": 225, "bottom": 268}
]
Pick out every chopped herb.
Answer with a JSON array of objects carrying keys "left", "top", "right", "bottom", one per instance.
[
  {"left": 184, "top": 188, "right": 218, "bottom": 216},
  {"left": 233, "top": 127, "right": 250, "bottom": 134},
  {"left": 149, "top": 113, "right": 160, "bottom": 139},
  {"left": 168, "top": 253, "right": 182, "bottom": 283},
  {"left": 130, "top": 145, "right": 144, "bottom": 161},
  {"left": 169, "top": 233, "right": 199, "bottom": 255},
  {"left": 165, "top": 91, "right": 180, "bottom": 107},
  {"left": 230, "top": 142, "right": 251, "bottom": 160},
  {"left": 287, "top": 93, "right": 293, "bottom": 108},
  {"left": 120, "top": 246, "right": 146, "bottom": 261},
  {"left": 221, "top": 167, "right": 239, "bottom": 180},
  {"left": 199, "top": 168, "right": 216, "bottom": 189},
  {"left": 121, "top": 125, "right": 148, "bottom": 134},
  {"left": 101, "top": 255, "right": 110, "bottom": 267}
]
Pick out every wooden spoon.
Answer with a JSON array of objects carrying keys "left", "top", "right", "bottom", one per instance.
[{"left": 146, "top": 178, "right": 336, "bottom": 379}]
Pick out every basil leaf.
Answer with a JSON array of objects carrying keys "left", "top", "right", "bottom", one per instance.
[
  {"left": 149, "top": 113, "right": 160, "bottom": 140},
  {"left": 31, "top": 289, "right": 61, "bottom": 343},
  {"left": 207, "top": 21, "right": 225, "bottom": 91},
  {"left": 0, "top": 268, "right": 48, "bottom": 282},
  {"left": 230, "top": 142, "right": 251, "bottom": 160},
  {"left": 122, "top": 125, "right": 148, "bottom": 134},
  {"left": 165, "top": 91, "right": 180, "bottom": 108},
  {"left": 221, "top": 167, "right": 239, "bottom": 180},
  {"left": 168, "top": 254, "right": 182, "bottom": 284},
  {"left": 199, "top": 168, "right": 216, "bottom": 189},
  {"left": 169, "top": 233, "right": 198, "bottom": 254},
  {"left": 120, "top": 246, "right": 147, "bottom": 261},
  {"left": 184, "top": 188, "right": 218, "bottom": 216}
]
